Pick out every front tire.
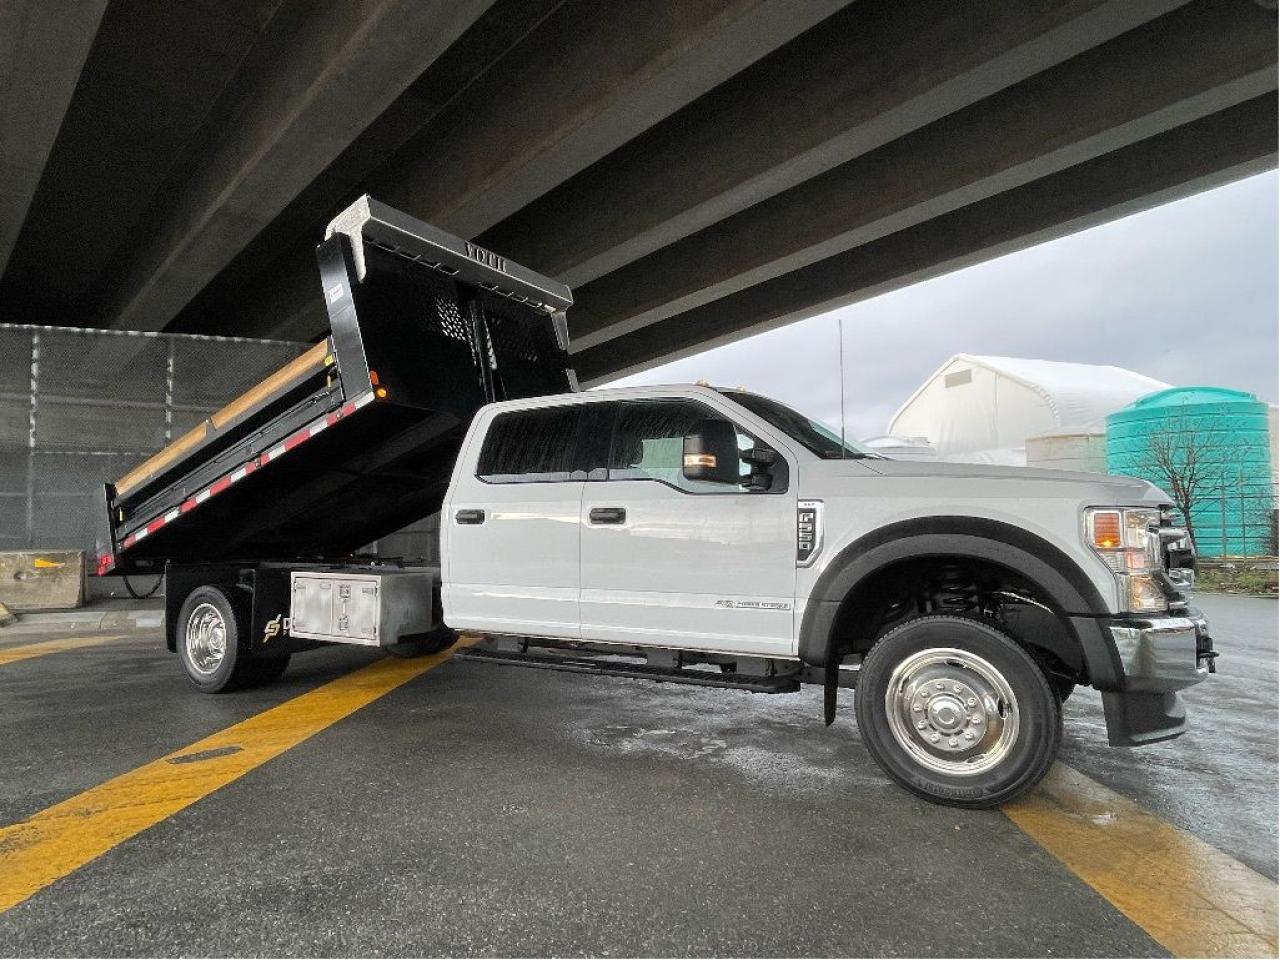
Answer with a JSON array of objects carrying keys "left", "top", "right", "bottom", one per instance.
[{"left": 854, "top": 614, "right": 1061, "bottom": 808}]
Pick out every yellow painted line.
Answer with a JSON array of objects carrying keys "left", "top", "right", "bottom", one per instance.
[
  {"left": 0, "top": 639, "right": 474, "bottom": 915},
  {"left": 0, "top": 634, "right": 124, "bottom": 667},
  {"left": 1005, "top": 763, "right": 1279, "bottom": 958}
]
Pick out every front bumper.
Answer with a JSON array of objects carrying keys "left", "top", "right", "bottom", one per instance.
[{"left": 1100, "top": 609, "right": 1216, "bottom": 747}]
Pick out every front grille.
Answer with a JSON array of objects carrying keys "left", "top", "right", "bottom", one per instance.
[{"left": 1155, "top": 508, "right": 1195, "bottom": 606}]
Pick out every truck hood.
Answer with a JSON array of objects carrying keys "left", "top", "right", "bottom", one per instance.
[{"left": 838, "top": 457, "right": 1164, "bottom": 499}]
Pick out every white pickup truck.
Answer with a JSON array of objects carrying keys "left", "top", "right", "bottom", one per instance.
[
  {"left": 122, "top": 199, "right": 1215, "bottom": 808},
  {"left": 439, "top": 383, "right": 1215, "bottom": 807}
]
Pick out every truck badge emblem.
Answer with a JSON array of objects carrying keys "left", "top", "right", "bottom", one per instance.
[
  {"left": 464, "top": 241, "right": 506, "bottom": 273},
  {"left": 714, "top": 599, "right": 790, "bottom": 611},
  {"left": 263, "top": 614, "right": 291, "bottom": 642}
]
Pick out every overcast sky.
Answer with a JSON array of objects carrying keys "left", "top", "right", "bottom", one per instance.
[{"left": 606, "top": 171, "right": 1279, "bottom": 441}]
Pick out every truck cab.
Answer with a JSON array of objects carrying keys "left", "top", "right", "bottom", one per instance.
[{"left": 442, "top": 383, "right": 1216, "bottom": 807}]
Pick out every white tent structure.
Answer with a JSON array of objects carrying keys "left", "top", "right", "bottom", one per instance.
[
  {"left": 861, "top": 434, "right": 937, "bottom": 461},
  {"left": 886, "top": 354, "right": 1170, "bottom": 465}
]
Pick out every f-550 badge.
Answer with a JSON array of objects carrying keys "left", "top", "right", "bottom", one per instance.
[{"left": 714, "top": 599, "right": 791, "bottom": 611}]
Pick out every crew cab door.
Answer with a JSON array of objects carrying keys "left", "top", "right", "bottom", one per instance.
[
  {"left": 443, "top": 404, "right": 584, "bottom": 638},
  {"left": 580, "top": 398, "right": 797, "bottom": 657}
]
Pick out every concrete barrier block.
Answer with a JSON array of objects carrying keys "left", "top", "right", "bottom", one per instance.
[{"left": 0, "top": 551, "right": 85, "bottom": 611}]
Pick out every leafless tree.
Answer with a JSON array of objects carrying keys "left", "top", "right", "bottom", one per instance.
[
  {"left": 1142, "top": 413, "right": 1274, "bottom": 555},
  {"left": 1142, "top": 411, "right": 1227, "bottom": 552}
]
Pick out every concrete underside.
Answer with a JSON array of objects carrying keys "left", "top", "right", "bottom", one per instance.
[
  {"left": 0, "top": 0, "right": 1275, "bottom": 383},
  {"left": 0, "top": 593, "right": 1273, "bottom": 955}
]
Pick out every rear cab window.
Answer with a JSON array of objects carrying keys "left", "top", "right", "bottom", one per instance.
[{"left": 476, "top": 406, "right": 581, "bottom": 482}]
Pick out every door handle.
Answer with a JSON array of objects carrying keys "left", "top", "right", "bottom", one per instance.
[
  {"left": 455, "top": 508, "right": 485, "bottom": 525},
  {"left": 589, "top": 506, "right": 626, "bottom": 525}
]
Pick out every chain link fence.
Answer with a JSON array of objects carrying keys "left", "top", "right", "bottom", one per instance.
[{"left": 0, "top": 324, "right": 306, "bottom": 555}]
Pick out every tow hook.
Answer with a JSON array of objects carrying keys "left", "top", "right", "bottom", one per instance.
[{"left": 1197, "top": 633, "right": 1218, "bottom": 674}]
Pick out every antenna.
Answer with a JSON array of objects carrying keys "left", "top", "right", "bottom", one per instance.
[{"left": 837, "top": 314, "right": 847, "bottom": 458}]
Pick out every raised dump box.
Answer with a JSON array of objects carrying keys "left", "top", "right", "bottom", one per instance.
[{"left": 97, "top": 196, "right": 574, "bottom": 576}]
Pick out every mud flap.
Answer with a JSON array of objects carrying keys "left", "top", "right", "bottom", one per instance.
[
  {"left": 824, "top": 654, "right": 839, "bottom": 726},
  {"left": 1102, "top": 689, "right": 1187, "bottom": 746}
]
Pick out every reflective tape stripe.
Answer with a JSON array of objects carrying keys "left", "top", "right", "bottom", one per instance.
[{"left": 117, "top": 391, "right": 376, "bottom": 554}]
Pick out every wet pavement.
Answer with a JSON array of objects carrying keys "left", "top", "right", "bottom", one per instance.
[
  {"left": 1061, "top": 593, "right": 1278, "bottom": 879},
  {"left": 0, "top": 593, "right": 1273, "bottom": 956}
]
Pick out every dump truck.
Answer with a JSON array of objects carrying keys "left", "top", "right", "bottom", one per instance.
[
  {"left": 97, "top": 196, "right": 1215, "bottom": 807},
  {"left": 96, "top": 196, "right": 576, "bottom": 667}
]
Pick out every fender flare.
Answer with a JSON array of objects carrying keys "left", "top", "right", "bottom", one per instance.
[{"left": 797, "top": 516, "right": 1122, "bottom": 689}]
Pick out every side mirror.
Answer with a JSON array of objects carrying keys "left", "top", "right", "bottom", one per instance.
[
  {"left": 742, "top": 445, "right": 777, "bottom": 491},
  {"left": 682, "top": 419, "right": 740, "bottom": 484}
]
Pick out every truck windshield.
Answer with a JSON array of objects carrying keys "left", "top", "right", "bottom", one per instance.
[{"left": 718, "top": 390, "right": 879, "bottom": 460}]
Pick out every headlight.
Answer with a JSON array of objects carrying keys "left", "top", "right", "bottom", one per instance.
[{"left": 1085, "top": 507, "right": 1164, "bottom": 613}]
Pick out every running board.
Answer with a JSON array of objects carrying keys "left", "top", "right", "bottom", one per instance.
[{"left": 454, "top": 646, "right": 802, "bottom": 693}]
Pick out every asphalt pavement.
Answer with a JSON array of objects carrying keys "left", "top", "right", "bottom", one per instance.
[
  {"left": 0, "top": 593, "right": 1273, "bottom": 956},
  {"left": 1061, "top": 593, "right": 1278, "bottom": 879}
]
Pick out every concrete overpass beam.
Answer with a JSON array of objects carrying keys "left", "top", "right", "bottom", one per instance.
[
  {"left": 568, "top": 0, "right": 1277, "bottom": 351},
  {"left": 574, "top": 95, "right": 1278, "bottom": 384},
  {"left": 0, "top": 0, "right": 107, "bottom": 277},
  {"left": 481, "top": 0, "right": 1191, "bottom": 287},
  {"left": 100, "top": 0, "right": 497, "bottom": 333},
  {"left": 375, "top": 0, "right": 852, "bottom": 239},
  {"left": 242, "top": 0, "right": 852, "bottom": 342}
]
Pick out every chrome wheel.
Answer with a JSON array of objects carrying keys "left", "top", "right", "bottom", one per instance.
[
  {"left": 884, "top": 646, "right": 1019, "bottom": 776},
  {"left": 185, "top": 602, "right": 227, "bottom": 675}
]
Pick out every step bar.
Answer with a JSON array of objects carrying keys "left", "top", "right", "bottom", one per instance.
[{"left": 454, "top": 644, "right": 806, "bottom": 694}]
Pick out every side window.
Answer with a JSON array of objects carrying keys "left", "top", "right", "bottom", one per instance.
[
  {"left": 476, "top": 406, "right": 580, "bottom": 482},
  {"left": 608, "top": 399, "right": 757, "bottom": 493}
]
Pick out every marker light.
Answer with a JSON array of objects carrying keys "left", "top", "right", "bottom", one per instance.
[{"left": 1089, "top": 510, "right": 1122, "bottom": 549}]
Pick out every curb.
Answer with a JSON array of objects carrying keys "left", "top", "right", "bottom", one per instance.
[{"left": 0, "top": 607, "right": 164, "bottom": 636}]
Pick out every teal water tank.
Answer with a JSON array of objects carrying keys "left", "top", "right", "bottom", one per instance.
[{"left": 1107, "top": 387, "right": 1275, "bottom": 558}]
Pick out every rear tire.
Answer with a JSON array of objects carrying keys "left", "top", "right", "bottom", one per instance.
[
  {"left": 385, "top": 627, "right": 456, "bottom": 659},
  {"left": 176, "top": 585, "right": 255, "bottom": 693},
  {"left": 854, "top": 614, "right": 1061, "bottom": 808},
  {"left": 244, "top": 654, "right": 291, "bottom": 686}
]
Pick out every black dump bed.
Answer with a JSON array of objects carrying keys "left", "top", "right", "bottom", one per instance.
[{"left": 97, "top": 196, "right": 574, "bottom": 576}]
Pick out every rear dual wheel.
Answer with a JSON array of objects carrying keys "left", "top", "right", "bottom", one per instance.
[
  {"left": 385, "top": 627, "right": 457, "bottom": 659},
  {"left": 177, "top": 585, "right": 289, "bottom": 693},
  {"left": 854, "top": 614, "right": 1061, "bottom": 808}
]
